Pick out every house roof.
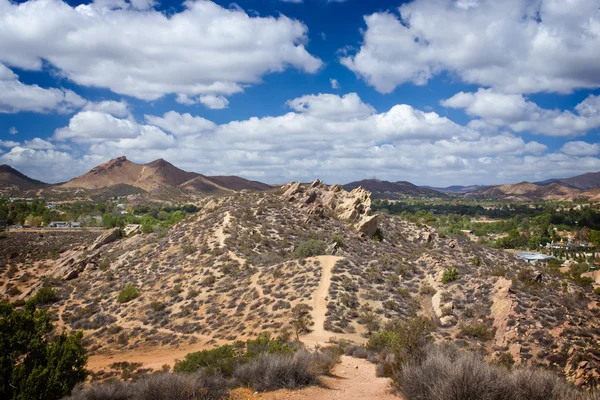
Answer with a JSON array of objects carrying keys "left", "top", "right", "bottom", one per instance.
[{"left": 516, "top": 252, "right": 555, "bottom": 261}]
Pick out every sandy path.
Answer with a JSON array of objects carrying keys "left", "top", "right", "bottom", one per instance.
[
  {"left": 87, "top": 338, "right": 227, "bottom": 372},
  {"left": 301, "top": 256, "right": 364, "bottom": 346},
  {"left": 231, "top": 356, "right": 400, "bottom": 400},
  {"left": 214, "top": 211, "right": 231, "bottom": 248},
  {"left": 491, "top": 277, "right": 515, "bottom": 347}
]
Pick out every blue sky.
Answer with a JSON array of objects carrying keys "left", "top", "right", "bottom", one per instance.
[{"left": 0, "top": 0, "right": 599, "bottom": 186}]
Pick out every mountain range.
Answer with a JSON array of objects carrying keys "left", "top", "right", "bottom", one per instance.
[
  {"left": 0, "top": 157, "right": 271, "bottom": 197},
  {"left": 1, "top": 157, "right": 600, "bottom": 201},
  {"left": 342, "top": 179, "right": 442, "bottom": 199}
]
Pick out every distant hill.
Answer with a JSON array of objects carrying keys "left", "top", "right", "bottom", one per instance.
[
  {"left": 535, "top": 172, "right": 600, "bottom": 190},
  {"left": 343, "top": 179, "right": 443, "bottom": 199},
  {"left": 60, "top": 156, "right": 270, "bottom": 194},
  {"left": 0, "top": 165, "right": 49, "bottom": 195},
  {"left": 469, "top": 182, "right": 583, "bottom": 201},
  {"left": 422, "top": 185, "right": 487, "bottom": 194}
]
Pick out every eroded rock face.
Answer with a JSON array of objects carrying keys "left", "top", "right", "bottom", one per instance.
[
  {"left": 19, "top": 228, "right": 122, "bottom": 300},
  {"left": 88, "top": 228, "right": 121, "bottom": 251},
  {"left": 279, "top": 181, "right": 378, "bottom": 236},
  {"left": 357, "top": 215, "right": 379, "bottom": 237}
]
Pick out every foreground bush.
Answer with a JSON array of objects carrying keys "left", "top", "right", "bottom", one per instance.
[
  {"left": 66, "top": 371, "right": 227, "bottom": 400},
  {"left": 367, "top": 316, "right": 434, "bottom": 378},
  {"left": 396, "top": 345, "right": 599, "bottom": 400},
  {"left": 0, "top": 301, "right": 88, "bottom": 400},
  {"left": 232, "top": 348, "right": 340, "bottom": 392},
  {"left": 173, "top": 333, "right": 296, "bottom": 377}
]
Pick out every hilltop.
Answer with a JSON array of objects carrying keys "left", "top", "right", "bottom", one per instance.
[
  {"left": 2, "top": 181, "right": 598, "bottom": 387},
  {"left": 0, "top": 164, "right": 49, "bottom": 196},
  {"left": 467, "top": 181, "right": 600, "bottom": 201},
  {"left": 343, "top": 179, "right": 443, "bottom": 199},
  {"left": 61, "top": 156, "right": 271, "bottom": 194},
  {"left": 535, "top": 171, "right": 600, "bottom": 190}
]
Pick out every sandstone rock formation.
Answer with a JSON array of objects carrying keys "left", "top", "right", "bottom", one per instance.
[{"left": 280, "top": 180, "right": 379, "bottom": 237}]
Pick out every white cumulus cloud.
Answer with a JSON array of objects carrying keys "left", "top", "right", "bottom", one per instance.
[
  {"left": 341, "top": 0, "right": 600, "bottom": 94},
  {"left": 0, "top": 63, "right": 86, "bottom": 114},
  {"left": 442, "top": 89, "right": 600, "bottom": 137},
  {"left": 0, "top": 0, "right": 322, "bottom": 105}
]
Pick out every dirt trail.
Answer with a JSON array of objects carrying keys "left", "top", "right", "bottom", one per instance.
[
  {"left": 213, "top": 212, "right": 247, "bottom": 267},
  {"left": 87, "top": 339, "right": 226, "bottom": 372},
  {"left": 214, "top": 211, "right": 231, "bottom": 248},
  {"left": 301, "top": 256, "right": 364, "bottom": 346},
  {"left": 491, "top": 277, "right": 515, "bottom": 347},
  {"left": 232, "top": 356, "right": 400, "bottom": 400}
]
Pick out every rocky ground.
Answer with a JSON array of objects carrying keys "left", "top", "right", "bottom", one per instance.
[{"left": 2, "top": 181, "right": 599, "bottom": 387}]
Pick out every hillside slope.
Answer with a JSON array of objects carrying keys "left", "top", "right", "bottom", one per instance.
[
  {"left": 469, "top": 181, "right": 583, "bottom": 201},
  {"left": 536, "top": 171, "right": 600, "bottom": 190},
  {"left": 343, "top": 179, "right": 443, "bottom": 199},
  {"left": 3, "top": 182, "right": 597, "bottom": 386},
  {"left": 60, "top": 156, "right": 270, "bottom": 194},
  {"left": 0, "top": 164, "right": 49, "bottom": 195}
]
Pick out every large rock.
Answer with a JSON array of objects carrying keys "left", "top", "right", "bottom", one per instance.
[
  {"left": 282, "top": 182, "right": 302, "bottom": 200},
  {"left": 279, "top": 180, "right": 380, "bottom": 237},
  {"left": 88, "top": 228, "right": 121, "bottom": 251},
  {"left": 357, "top": 215, "right": 379, "bottom": 237}
]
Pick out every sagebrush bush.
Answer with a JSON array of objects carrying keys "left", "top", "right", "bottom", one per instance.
[
  {"left": 396, "top": 345, "right": 599, "bottom": 400},
  {"left": 118, "top": 285, "right": 140, "bottom": 304},
  {"left": 442, "top": 267, "right": 460, "bottom": 284},
  {"left": 30, "top": 287, "right": 58, "bottom": 305},
  {"left": 293, "top": 239, "right": 326, "bottom": 258},
  {"left": 232, "top": 349, "right": 337, "bottom": 392},
  {"left": 174, "top": 333, "right": 296, "bottom": 377},
  {"left": 66, "top": 371, "right": 227, "bottom": 400}
]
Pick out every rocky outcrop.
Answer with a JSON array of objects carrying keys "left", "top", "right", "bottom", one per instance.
[
  {"left": 88, "top": 228, "right": 121, "bottom": 251},
  {"left": 565, "top": 351, "right": 600, "bottom": 387},
  {"left": 279, "top": 181, "right": 379, "bottom": 237},
  {"left": 19, "top": 228, "right": 122, "bottom": 300},
  {"left": 357, "top": 215, "right": 379, "bottom": 237}
]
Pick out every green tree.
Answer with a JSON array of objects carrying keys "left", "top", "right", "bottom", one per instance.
[{"left": 0, "top": 301, "right": 88, "bottom": 400}]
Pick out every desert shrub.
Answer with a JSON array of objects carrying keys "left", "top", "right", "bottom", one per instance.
[
  {"left": 419, "top": 285, "right": 436, "bottom": 295},
  {"left": 118, "top": 285, "right": 140, "bottom": 304},
  {"left": 395, "top": 345, "right": 598, "bottom": 400},
  {"left": 29, "top": 287, "right": 58, "bottom": 305},
  {"left": 442, "top": 267, "right": 460, "bottom": 284},
  {"left": 67, "top": 381, "right": 130, "bottom": 400},
  {"left": 458, "top": 323, "right": 493, "bottom": 341},
  {"left": 332, "top": 233, "right": 345, "bottom": 248},
  {"left": 174, "top": 333, "right": 295, "bottom": 377},
  {"left": 202, "top": 275, "right": 216, "bottom": 286},
  {"left": 517, "top": 268, "right": 541, "bottom": 287},
  {"left": 129, "top": 372, "right": 226, "bottom": 400},
  {"left": 232, "top": 349, "right": 324, "bottom": 392},
  {"left": 472, "top": 257, "right": 482, "bottom": 266},
  {"left": 293, "top": 239, "right": 326, "bottom": 258},
  {"left": 594, "top": 287, "right": 600, "bottom": 296},
  {"left": 149, "top": 301, "right": 166, "bottom": 312},
  {"left": 366, "top": 317, "right": 435, "bottom": 377},
  {"left": 174, "top": 345, "right": 239, "bottom": 377},
  {"left": 0, "top": 301, "right": 88, "bottom": 400},
  {"left": 66, "top": 371, "right": 227, "bottom": 400}
]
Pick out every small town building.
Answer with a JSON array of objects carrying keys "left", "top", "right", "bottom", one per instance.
[{"left": 516, "top": 252, "right": 555, "bottom": 264}]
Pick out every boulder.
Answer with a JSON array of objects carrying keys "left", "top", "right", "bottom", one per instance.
[
  {"left": 282, "top": 182, "right": 302, "bottom": 200},
  {"left": 357, "top": 215, "right": 379, "bottom": 237},
  {"left": 310, "top": 179, "right": 321, "bottom": 188},
  {"left": 88, "top": 228, "right": 121, "bottom": 251},
  {"left": 440, "top": 315, "right": 457, "bottom": 327}
]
